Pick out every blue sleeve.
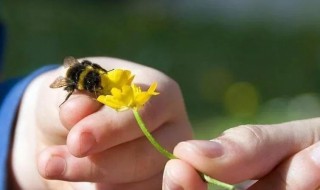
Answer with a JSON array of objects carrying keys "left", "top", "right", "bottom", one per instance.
[{"left": 0, "top": 65, "right": 58, "bottom": 190}]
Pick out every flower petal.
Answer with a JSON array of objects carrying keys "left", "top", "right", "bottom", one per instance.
[
  {"left": 148, "top": 82, "right": 160, "bottom": 95},
  {"left": 98, "top": 79, "right": 159, "bottom": 111}
]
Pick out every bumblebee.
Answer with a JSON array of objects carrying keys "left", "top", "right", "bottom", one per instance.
[{"left": 50, "top": 56, "right": 108, "bottom": 106}]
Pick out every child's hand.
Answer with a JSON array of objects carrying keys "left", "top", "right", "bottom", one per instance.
[
  {"left": 11, "top": 57, "right": 192, "bottom": 190},
  {"left": 163, "top": 118, "right": 320, "bottom": 190}
]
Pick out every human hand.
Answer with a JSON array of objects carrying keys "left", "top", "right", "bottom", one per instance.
[
  {"left": 10, "top": 57, "right": 192, "bottom": 190},
  {"left": 163, "top": 118, "right": 320, "bottom": 190}
]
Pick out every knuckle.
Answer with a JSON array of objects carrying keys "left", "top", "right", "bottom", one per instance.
[
  {"left": 224, "top": 124, "right": 266, "bottom": 147},
  {"left": 217, "top": 125, "right": 275, "bottom": 179},
  {"left": 221, "top": 125, "right": 269, "bottom": 157}
]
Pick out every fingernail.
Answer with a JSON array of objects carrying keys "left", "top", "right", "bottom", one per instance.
[
  {"left": 163, "top": 168, "right": 183, "bottom": 190},
  {"left": 182, "top": 140, "right": 224, "bottom": 158},
  {"left": 45, "top": 156, "right": 66, "bottom": 178},
  {"left": 311, "top": 144, "right": 320, "bottom": 166},
  {"left": 80, "top": 132, "right": 96, "bottom": 155}
]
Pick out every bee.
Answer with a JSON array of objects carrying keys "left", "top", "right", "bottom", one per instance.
[{"left": 50, "top": 56, "right": 108, "bottom": 106}]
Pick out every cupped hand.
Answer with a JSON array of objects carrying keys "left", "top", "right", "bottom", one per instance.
[
  {"left": 11, "top": 57, "right": 192, "bottom": 190},
  {"left": 163, "top": 118, "right": 320, "bottom": 190}
]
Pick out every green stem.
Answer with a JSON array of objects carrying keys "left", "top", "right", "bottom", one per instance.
[
  {"left": 132, "top": 109, "right": 235, "bottom": 190},
  {"left": 133, "top": 109, "right": 176, "bottom": 159},
  {"left": 203, "top": 174, "right": 235, "bottom": 190}
]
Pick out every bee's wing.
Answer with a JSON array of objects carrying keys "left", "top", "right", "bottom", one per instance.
[
  {"left": 50, "top": 76, "right": 73, "bottom": 88},
  {"left": 63, "top": 56, "right": 79, "bottom": 68}
]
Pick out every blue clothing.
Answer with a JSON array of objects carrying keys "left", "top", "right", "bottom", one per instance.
[{"left": 0, "top": 65, "right": 58, "bottom": 190}]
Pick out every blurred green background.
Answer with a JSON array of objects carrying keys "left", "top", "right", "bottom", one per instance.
[{"left": 2, "top": 0, "right": 320, "bottom": 140}]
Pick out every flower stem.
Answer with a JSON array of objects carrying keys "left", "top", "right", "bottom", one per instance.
[
  {"left": 203, "top": 174, "right": 235, "bottom": 190},
  {"left": 132, "top": 109, "right": 176, "bottom": 160},
  {"left": 132, "top": 109, "right": 235, "bottom": 190}
]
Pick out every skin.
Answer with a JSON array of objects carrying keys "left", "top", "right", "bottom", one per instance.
[
  {"left": 11, "top": 57, "right": 320, "bottom": 190},
  {"left": 163, "top": 118, "right": 320, "bottom": 190},
  {"left": 9, "top": 57, "right": 193, "bottom": 190}
]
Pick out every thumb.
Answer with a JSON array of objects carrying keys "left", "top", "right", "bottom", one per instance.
[{"left": 173, "top": 118, "right": 320, "bottom": 184}]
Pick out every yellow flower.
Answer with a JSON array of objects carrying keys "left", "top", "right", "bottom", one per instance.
[
  {"left": 100, "top": 69, "right": 135, "bottom": 94},
  {"left": 97, "top": 82, "right": 159, "bottom": 111}
]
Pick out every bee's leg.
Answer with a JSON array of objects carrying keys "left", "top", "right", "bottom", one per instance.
[
  {"left": 95, "top": 85, "right": 104, "bottom": 98},
  {"left": 60, "top": 88, "right": 74, "bottom": 107},
  {"left": 93, "top": 86, "right": 98, "bottom": 98}
]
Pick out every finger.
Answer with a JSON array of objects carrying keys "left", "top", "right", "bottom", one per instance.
[
  {"left": 39, "top": 145, "right": 163, "bottom": 189},
  {"left": 163, "top": 159, "right": 207, "bottom": 190},
  {"left": 39, "top": 122, "right": 188, "bottom": 183},
  {"left": 248, "top": 141, "right": 320, "bottom": 190},
  {"left": 66, "top": 106, "right": 150, "bottom": 157},
  {"left": 38, "top": 145, "right": 93, "bottom": 181},
  {"left": 37, "top": 69, "right": 101, "bottom": 141},
  {"left": 173, "top": 118, "right": 320, "bottom": 184},
  {"left": 38, "top": 143, "right": 161, "bottom": 183},
  {"left": 66, "top": 84, "right": 190, "bottom": 157},
  {"left": 59, "top": 94, "right": 102, "bottom": 129}
]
